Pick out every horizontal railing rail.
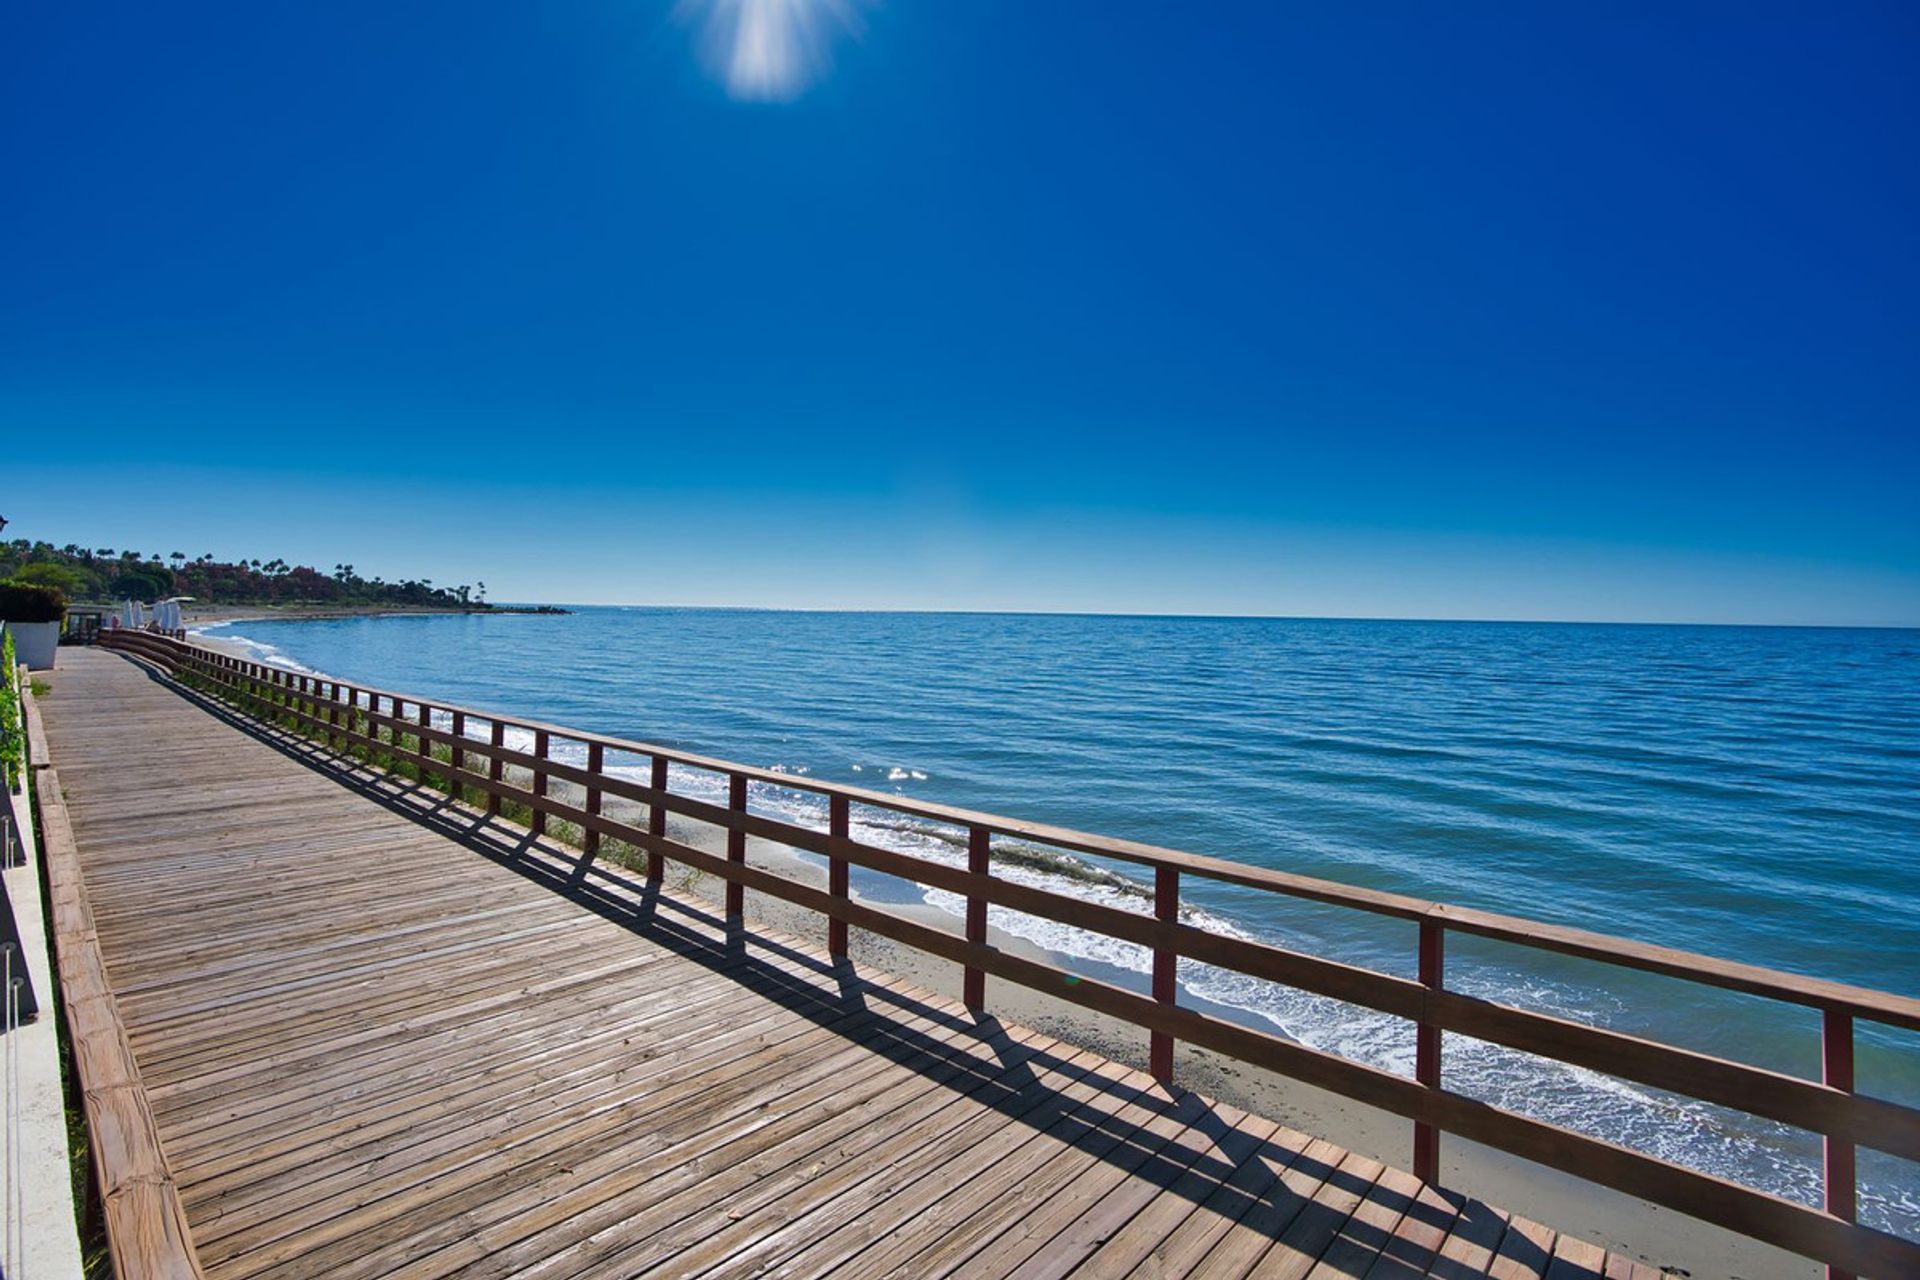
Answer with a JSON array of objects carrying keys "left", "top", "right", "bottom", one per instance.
[{"left": 101, "top": 629, "right": 1919, "bottom": 1278}]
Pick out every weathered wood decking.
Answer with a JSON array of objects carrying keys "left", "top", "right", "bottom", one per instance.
[{"left": 40, "top": 647, "right": 1648, "bottom": 1279}]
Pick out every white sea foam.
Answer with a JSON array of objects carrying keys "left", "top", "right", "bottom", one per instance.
[{"left": 190, "top": 625, "right": 328, "bottom": 677}]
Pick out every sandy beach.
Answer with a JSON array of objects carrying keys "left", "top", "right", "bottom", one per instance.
[{"left": 182, "top": 602, "right": 500, "bottom": 626}]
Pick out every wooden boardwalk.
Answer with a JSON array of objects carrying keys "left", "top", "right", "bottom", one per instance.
[{"left": 40, "top": 647, "right": 1648, "bottom": 1280}]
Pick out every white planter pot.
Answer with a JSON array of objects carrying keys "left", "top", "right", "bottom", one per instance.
[{"left": 4, "top": 621, "right": 60, "bottom": 671}]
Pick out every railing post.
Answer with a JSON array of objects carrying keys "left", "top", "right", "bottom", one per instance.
[
  {"left": 531, "top": 730, "right": 550, "bottom": 835},
  {"left": 583, "top": 742, "right": 603, "bottom": 860},
  {"left": 829, "top": 795, "right": 850, "bottom": 957},
  {"left": 486, "top": 721, "right": 504, "bottom": 817},
  {"left": 1824, "top": 1010, "right": 1856, "bottom": 1280},
  {"left": 1414, "top": 918, "right": 1445, "bottom": 1184},
  {"left": 449, "top": 710, "right": 465, "bottom": 779},
  {"left": 417, "top": 700, "right": 433, "bottom": 786},
  {"left": 965, "top": 826, "right": 989, "bottom": 1009},
  {"left": 647, "top": 756, "right": 667, "bottom": 882},
  {"left": 1151, "top": 867, "right": 1178, "bottom": 1085},
  {"left": 726, "top": 774, "right": 746, "bottom": 917}
]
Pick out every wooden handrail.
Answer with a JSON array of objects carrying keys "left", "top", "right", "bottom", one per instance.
[{"left": 99, "top": 630, "right": 1920, "bottom": 1277}]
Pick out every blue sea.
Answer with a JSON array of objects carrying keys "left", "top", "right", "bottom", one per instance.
[{"left": 197, "top": 609, "right": 1920, "bottom": 1231}]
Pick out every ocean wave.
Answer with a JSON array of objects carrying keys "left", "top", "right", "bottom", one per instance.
[{"left": 188, "top": 624, "right": 328, "bottom": 676}]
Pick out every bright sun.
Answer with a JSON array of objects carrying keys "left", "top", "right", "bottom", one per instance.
[{"left": 679, "top": 0, "right": 866, "bottom": 102}]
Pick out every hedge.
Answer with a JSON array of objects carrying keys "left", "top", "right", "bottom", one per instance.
[
  {"left": 0, "top": 630, "right": 18, "bottom": 787},
  {"left": 0, "top": 579, "right": 67, "bottom": 623}
]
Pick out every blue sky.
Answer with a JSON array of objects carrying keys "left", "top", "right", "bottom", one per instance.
[{"left": 3, "top": 2, "right": 1916, "bottom": 624}]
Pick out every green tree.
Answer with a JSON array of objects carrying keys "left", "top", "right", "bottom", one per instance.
[
  {"left": 12, "top": 562, "right": 92, "bottom": 596},
  {"left": 109, "top": 566, "right": 173, "bottom": 602}
]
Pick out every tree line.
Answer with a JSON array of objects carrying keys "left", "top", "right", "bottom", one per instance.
[{"left": 1, "top": 540, "right": 494, "bottom": 609}]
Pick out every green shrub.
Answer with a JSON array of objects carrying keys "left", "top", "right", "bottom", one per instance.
[
  {"left": 0, "top": 580, "right": 67, "bottom": 623},
  {"left": 1, "top": 630, "right": 19, "bottom": 787}
]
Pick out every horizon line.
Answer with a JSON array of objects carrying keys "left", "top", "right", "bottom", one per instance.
[{"left": 297, "top": 602, "right": 1920, "bottom": 632}]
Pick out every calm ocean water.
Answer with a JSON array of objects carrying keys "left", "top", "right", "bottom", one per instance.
[{"left": 199, "top": 609, "right": 1920, "bottom": 1229}]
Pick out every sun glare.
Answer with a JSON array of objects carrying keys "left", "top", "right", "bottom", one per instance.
[{"left": 679, "top": 0, "right": 866, "bottom": 102}]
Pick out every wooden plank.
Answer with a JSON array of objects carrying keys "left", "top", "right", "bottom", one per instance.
[
  {"left": 321, "top": 1023, "right": 1069, "bottom": 1280},
  {"left": 1357, "top": 1170, "right": 1463, "bottom": 1279},
  {"left": 402, "top": 1027, "right": 1080, "bottom": 1280},
  {"left": 1429, "top": 1201, "right": 1515, "bottom": 1280},
  {"left": 1026, "top": 1112, "right": 1287, "bottom": 1279},
  {"left": 1543, "top": 1233, "right": 1610, "bottom": 1280},
  {"left": 1488, "top": 1215, "right": 1559, "bottom": 1280}
]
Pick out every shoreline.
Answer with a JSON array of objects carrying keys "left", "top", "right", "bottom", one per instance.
[
  {"left": 182, "top": 603, "right": 563, "bottom": 626},
  {"left": 164, "top": 628, "right": 1815, "bottom": 1277}
]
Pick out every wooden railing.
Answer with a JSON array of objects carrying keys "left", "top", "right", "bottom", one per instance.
[{"left": 102, "top": 630, "right": 1920, "bottom": 1278}]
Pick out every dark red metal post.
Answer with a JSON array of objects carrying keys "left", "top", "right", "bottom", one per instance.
[
  {"left": 1414, "top": 919, "right": 1445, "bottom": 1184},
  {"left": 726, "top": 774, "right": 747, "bottom": 917},
  {"left": 828, "top": 795, "right": 850, "bottom": 957},
  {"left": 531, "top": 730, "right": 550, "bottom": 835},
  {"left": 965, "top": 826, "right": 989, "bottom": 1009},
  {"left": 1151, "top": 866, "right": 1178, "bottom": 1085},
  {"left": 486, "top": 721, "right": 504, "bottom": 817},
  {"left": 417, "top": 701, "right": 432, "bottom": 784},
  {"left": 1825, "top": 1009, "right": 1856, "bottom": 1280},
  {"left": 583, "top": 742, "right": 603, "bottom": 859},
  {"left": 646, "top": 756, "right": 668, "bottom": 882}
]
